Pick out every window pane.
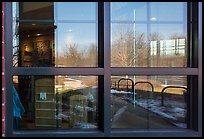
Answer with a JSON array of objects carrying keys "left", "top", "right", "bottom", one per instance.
[
  {"left": 19, "top": 2, "right": 54, "bottom": 20},
  {"left": 111, "top": 2, "right": 147, "bottom": 21},
  {"left": 13, "top": 75, "right": 98, "bottom": 129},
  {"left": 55, "top": 23, "right": 97, "bottom": 67},
  {"left": 149, "top": 24, "right": 187, "bottom": 67},
  {"left": 111, "top": 23, "right": 148, "bottom": 67},
  {"left": 111, "top": 2, "right": 187, "bottom": 67},
  {"left": 57, "top": 2, "right": 96, "bottom": 21},
  {"left": 13, "top": 22, "right": 55, "bottom": 67},
  {"left": 111, "top": 76, "right": 187, "bottom": 129},
  {"left": 150, "top": 2, "right": 186, "bottom": 22},
  {"left": 13, "top": 2, "right": 98, "bottom": 67}
]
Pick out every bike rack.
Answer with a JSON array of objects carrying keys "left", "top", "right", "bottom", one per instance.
[
  {"left": 134, "top": 81, "right": 154, "bottom": 101},
  {"left": 111, "top": 81, "right": 117, "bottom": 89},
  {"left": 118, "top": 78, "right": 134, "bottom": 92},
  {"left": 160, "top": 86, "right": 187, "bottom": 106}
]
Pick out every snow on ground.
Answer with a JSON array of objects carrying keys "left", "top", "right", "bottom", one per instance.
[
  {"left": 111, "top": 89, "right": 187, "bottom": 128},
  {"left": 111, "top": 89, "right": 133, "bottom": 94}
]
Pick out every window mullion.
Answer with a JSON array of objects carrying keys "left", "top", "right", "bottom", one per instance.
[
  {"left": 4, "top": 2, "right": 13, "bottom": 137},
  {"left": 12, "top": 67, "right": 104, "bottom": 75},
  {"left": 103, "top": 2, "right": 111, "bottom": 136}
]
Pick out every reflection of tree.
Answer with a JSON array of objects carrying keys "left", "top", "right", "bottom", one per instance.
[
  {"left": 135, "top": 33, "right": 149, "bottom": 66},
  {"left": 111, "top": 24, "right": 187, "bottom": 67},
  {"left": 64, "top": 43, "right": 83, "bottom": 66},
  {"left": 58, "top": 24, "right": 187, "bottom": 67},
  {"left": 58, "top": 42, "right": 97, "bottom": 67},
  {"left": 86, "top": 43, "right": 97, "bottom": 66},
  {"left": 111, "top": 24, "right": 149, "bottom": 67},
  {"left": 111, "top": 24, "right": 133, "bottom": 66}
]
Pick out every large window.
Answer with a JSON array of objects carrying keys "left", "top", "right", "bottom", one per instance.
[
  {"left": 12, "top": 2, "right": 99, "bottom": 130},
  {"left": 4, "top": 2, "right": 202, "bottom": 137},
  {"left": 13, "top": 75, "right": 98, "bottom": 129},
  {"left": 13, "top": 2, "right": 98, "bottom": 67},
  {"left": 111, "top": 2, "right": 187, "bottom": 67},
  {"left": 111, "top": 75, "right": 188, "bottom": 129}
]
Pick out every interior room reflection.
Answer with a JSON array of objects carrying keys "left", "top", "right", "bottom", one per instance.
[
  {"left": 13, "top": 75, "right": 98, "bottom": 129},
  {"left": 13, "top": 2, "right": 98, "bottom": 130}
]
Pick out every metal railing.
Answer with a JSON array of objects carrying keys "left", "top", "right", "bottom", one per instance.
[
  {"left": 134, "top": 81, "right": 154, "bottom": 103},
  {"left": 117, "top": 78, "right": 134, "bottom": 92},
  {"left": 161, "top": 86, "right": 187, "bottom": 106}
]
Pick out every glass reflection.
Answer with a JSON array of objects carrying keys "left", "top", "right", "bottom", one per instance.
[
  {"left": 111, "top": 76, "right": 187, "bottom": 129},
  {"left": 150, "top": 2, "right": 186, "bottom": 22},
  {"left": 111, "top": 2, "right": 147, "bottom": 21},
  {"left": 13, "top": 2, "right": 98, "bottom": 67},
  {"left": 57, "top": 2, "right": 96, "bottom": 20},
  {"left": 111, "top": 2, "right": 187, "bottom": 67},
  {"left": 14, "top": 22, "right": 55, "bottom": 67},
  {"left": 19, "top": 2, "right": 54, "bottom": 20},
  {"left": 111, "top": 23, "right": 148, "bottom": 67},
  {"left": 13, "top": 75, "right": 98, "bottom": 129},
  {"left": 56, "top": 23, "right": 97, "bottom": 67}
]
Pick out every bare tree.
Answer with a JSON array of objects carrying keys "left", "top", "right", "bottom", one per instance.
[
  {"left": 86, "top": 43, "right": 97, "bottom": 67},
  {"left": 63, "top": 43, "right": 83, "bottom": 66},
  {"left": 111, "top": 24, "right": 134, "bottom": 67},
  {"left": 111, "top": 24, "right": 149, "bottom": 67},
  {"left": 134, "top": 33, "right": 149, "bottom": 67},
  {"left": 59, "top": 42, "right": 98, "bottom": 67}
]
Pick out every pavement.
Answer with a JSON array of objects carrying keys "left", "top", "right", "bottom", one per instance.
[{"left": 111, "top": 95, "right": 178, "bottom": 129}]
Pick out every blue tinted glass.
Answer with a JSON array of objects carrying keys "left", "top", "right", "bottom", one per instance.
[{"left": 57, "top": 2, "right": 96, "bottom": 20}]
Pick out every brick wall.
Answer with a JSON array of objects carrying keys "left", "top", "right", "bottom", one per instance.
[{"left": 2, "top": 2, "right": 5, "bottom": 137}]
